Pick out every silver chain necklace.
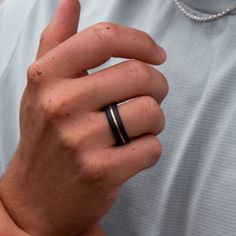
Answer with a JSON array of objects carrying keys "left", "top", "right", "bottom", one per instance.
[{"left": 174, "top": 0, "right": 236, "bottom": 22}]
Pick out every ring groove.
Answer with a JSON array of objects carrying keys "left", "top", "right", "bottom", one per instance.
[
  {"left": 104, "top": 103, "right": 130, "bottom": 146},
  {"left": 111, "top": 104, "right": 130, "bottom": 144},
  {"left": 105, "top": 105, "right": 123, "bottom": 146}
]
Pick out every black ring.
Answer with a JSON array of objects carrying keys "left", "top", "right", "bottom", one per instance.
[
  {"left": 111, "top": 104, "right": 130, "bottom": 144},
  {"left": 104, "top": 104, "right": 130, "bottom": 146},
  {"left": 105, "top": 105, "right": 123, "bottom": 146}
]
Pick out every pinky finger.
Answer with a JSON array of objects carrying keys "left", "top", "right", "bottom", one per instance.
[
  {"left": 103, "top": 135, "right": 162, "bottom": 185},
  {"left": 78, "top": 225, "right": 106, "bottom": 236}
]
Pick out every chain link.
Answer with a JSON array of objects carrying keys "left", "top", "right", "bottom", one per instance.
[{"left": 174, "top": 0, "right": 236, "bottom": 22}]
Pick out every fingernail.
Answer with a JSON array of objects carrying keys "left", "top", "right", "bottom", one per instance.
[{"left": 156, "top": 46, "right": 167, "bottom": 62}]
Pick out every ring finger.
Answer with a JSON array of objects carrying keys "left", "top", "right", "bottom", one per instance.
[{"left": 95, "top": 95, "right": 165, "bottom": 147}]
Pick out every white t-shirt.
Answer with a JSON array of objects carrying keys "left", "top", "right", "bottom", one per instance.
[{"left": 1, "top": 0, "right": 236, "bottom": 235}]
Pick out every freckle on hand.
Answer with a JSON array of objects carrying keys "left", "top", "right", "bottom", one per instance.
[{"left": 36, "top": 71, "right": 42, "bottom": 76}]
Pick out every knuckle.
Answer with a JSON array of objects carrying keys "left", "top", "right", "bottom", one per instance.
[
  {"left": 27, "top": 64, "right": 35, "bottom": 81},
  {"left": 58, "top": 130, "right": 83, "bottom": 152},
  {"left": 141, "top": 96, "right": 160, "bottom": 120},
  {"left": 144, "top": 97, "right": 165, "bottom": 134},
  {"left": 126, "top": 60, "right": 150, "bottom": 86},
  {"left": 41, "top": 104, "right": 58, "bottom": 121},
  {"left": 27, "top": 63, "right": 42, "bottom": 84},
  {"left": 70, "top": 83, "right": 89, "bottom": 106},
  {"left": 82, "top": 112, "right": 97, "bottom": 124},
  {"left": 157, "top": 108, "right": 166, "bottom": 133},
  {"left": 87, "top": 77, "right": 103, "bottom": 101},
  {"left": 149, "top": 137, "right": 162, "bottom": 163},
  {"left": 41, "top": 97, "right": 67, "bottom": 121},
  {"left": 71, "top": 81, "right": 89, "bottom": 102},
  {"left": 40, "top": 26, "right": 62, "bottom": 48},
  {"left": 40, "top": 24, "right": 57, "bottom": 45},
  {"left": 82, "top": 160, "right": 106, "bottom": 184},
  {"left": 40, "top": 28, "right": 48, "bottom": 44},
  {"left": 159, "top": 72, "right": 169, "bottom": 99},
  {"left": 142, "top": 31, "right": 154, "bottom": 48},
  {"left": 92, "top": 22, "right": 118, "bottom": 45}
]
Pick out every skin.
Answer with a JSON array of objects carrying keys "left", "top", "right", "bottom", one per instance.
[{"left": 0, "top": 0, "right": 169, "bottom": 235}]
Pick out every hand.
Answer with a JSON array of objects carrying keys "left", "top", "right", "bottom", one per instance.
[
  {"left": 0, "top": 0, "right": 168, "bottom": 235},
  {"left": 78, "top": 225, "right": 105, "bottom": 236}
]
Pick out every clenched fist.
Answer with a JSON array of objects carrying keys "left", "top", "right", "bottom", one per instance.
[{"left": 0, "top": 0, "right": 168, "bottom": 235}]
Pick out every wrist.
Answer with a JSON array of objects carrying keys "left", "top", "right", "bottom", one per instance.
[{"left": 0, "top": 189, "right": 31, "bottom": 236}]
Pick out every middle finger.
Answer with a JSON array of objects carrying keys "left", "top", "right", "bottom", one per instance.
[{"left": 67, "top": 60, "right": 169, "bottom": 111}]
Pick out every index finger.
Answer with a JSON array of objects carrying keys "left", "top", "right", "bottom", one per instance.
[{"left": 36, "top": 22, "right": 167, "bottom": 78}]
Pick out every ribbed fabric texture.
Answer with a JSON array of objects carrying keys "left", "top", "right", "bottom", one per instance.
[{"left": 0, "top": 0, "right": 236, "bottom": 235}]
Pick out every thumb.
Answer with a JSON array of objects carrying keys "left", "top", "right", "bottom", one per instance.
[{"left": 36, "top": 0, "right": 80, "bottom": 59}]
